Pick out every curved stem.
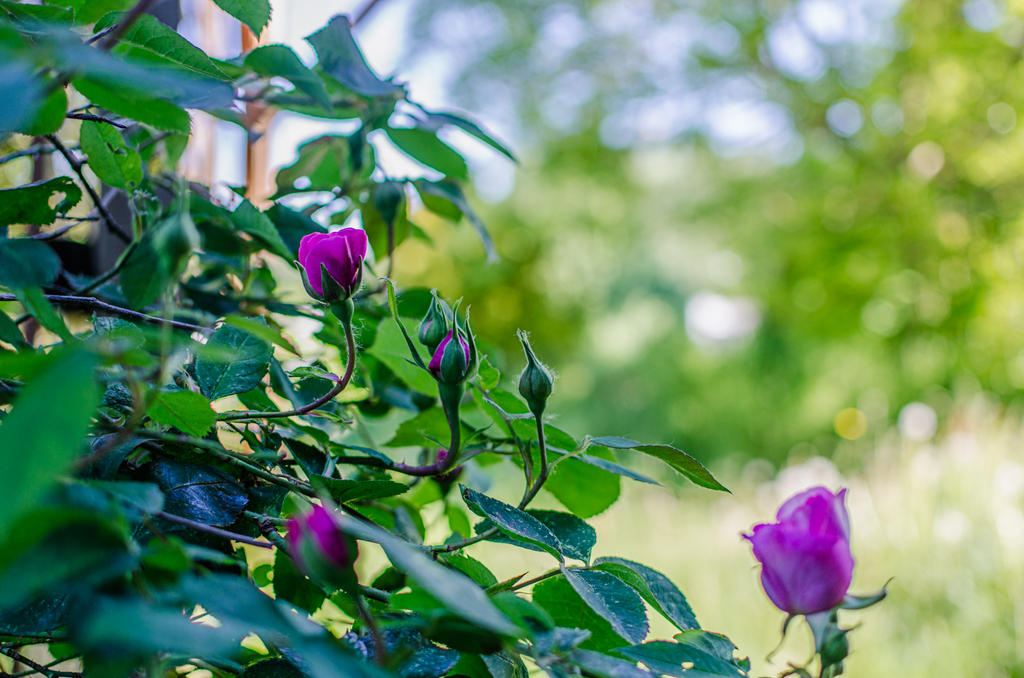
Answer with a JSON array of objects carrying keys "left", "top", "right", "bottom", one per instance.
[
  {"left": 45, "top": 135, "right": 132, "bottom": 243},
  {"left": 0, "top": 293, "right": 208, "bottom": 333},
  {"left": 427, "top": 413, "right": 549, "bottom": 554},
  {"left": 154, "top": 510, "right": 272, "bottom": 549},
  {"left": 216, "top": 319, "right": 357, "bottom": 422}
]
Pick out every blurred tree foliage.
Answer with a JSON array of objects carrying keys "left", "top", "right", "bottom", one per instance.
[{"left": 404, "top": 0, "right": 1024, "bottom": 464}]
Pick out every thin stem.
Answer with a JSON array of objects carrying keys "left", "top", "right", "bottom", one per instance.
[
  {"left": 355, "top": 595, "right": 388, "bottom": 666},
  {"left": 0, "top": 145, "right": 61, "bottom": 166},
  {"left": 154, "top": 510, "right": 272, "bottom": 549},
  {"left": 0, "top": 648, "right": 81, "bottom": 678},
  {"left": 508, "top": 567, "right": 561, "bottom": 591},
  {"left": 352, "top": 0, "right": 387, "bottom": 26},
  {"left": 45, "top": 135, "right": 132, "bottom": 243},
  {"left": 65, "top": 112, "right": 127, "bottom": 128},
  {"left": 217, "top": 319, "right": 357, "bottom": 422},
  {"left": 97, "top": 0, "right": 158, "bottom": 50},
  {"left": 519, "top": 417, "right": 549, "bottom": 508},
  {"left": 142, "top": 433, "right": 316, "bottom": 498},
  {"left": 0, "top": 294, "right": 208, "bottom": 333}
]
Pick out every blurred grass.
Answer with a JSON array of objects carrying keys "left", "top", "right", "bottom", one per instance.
[{"left": 468, "top": 395, "right": 1024, "bottom": 677}]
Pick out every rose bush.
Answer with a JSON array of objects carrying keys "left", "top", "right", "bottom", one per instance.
[{"left": 0, "top": 3, "right": 884, "bottom": 678}]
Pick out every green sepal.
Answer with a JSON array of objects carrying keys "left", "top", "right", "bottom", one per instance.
[
  {"left": 385, "top": 278, "right": 427, "bottom": 370},
  {"left": 295, "top": 260, "right": 326, "bottom": 303},
  {"left": 839, "top": 580, "right": 890, "bottom": 610},
  {"left": 517, "top": 329, "right": 553, "bottom": 418}
]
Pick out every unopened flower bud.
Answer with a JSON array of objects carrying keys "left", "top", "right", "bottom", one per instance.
[
  {"left": 820, "top": 628, "right": 850, "bottom": 667},
  {"left": 429, "top": 330, "right": 471, "bottom": 385},
  {"left": 517, "top": 330, "right": 553, "bottom": 418},
  {"left": 418, "top": 294, "right": 451, "bottom": 354},
  {"left": 372, "top": 180, "right": 405, "bottom": 226},
  {"left": 286, "top": 504, "right": 358, "bottom": 592}
]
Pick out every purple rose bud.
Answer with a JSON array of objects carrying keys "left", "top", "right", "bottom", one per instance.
[
  {"left": 297, "top": 228, "right": 368, "bottom": 301},
  {"left": 428, "top": 330, "right": 471, "bottom": 384},
  {"left": 745, "top": 486, "right": 854, "bottom": 615},
  {"left": 286, "top": 504, "right": 357, "bottom": 590}
]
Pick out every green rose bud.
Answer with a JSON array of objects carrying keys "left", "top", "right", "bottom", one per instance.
[
  {"left": 517, "top": 330, "right": 553, "bottom": 418},
  {"left": 373, "top": 179, "right": 406, "bottom": 226},
  {"left": 418, "top": 293, "right": 451, "bottom": 355}
]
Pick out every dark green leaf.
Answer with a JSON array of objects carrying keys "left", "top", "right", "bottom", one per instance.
[
  {"left": 0, "top": 238, "right": 61, "bottom": 288},
  {"left": 13, "top": 288, "right": 70, "bottom": 339},
  {"left": 150, "top": 460, "right": 248, "bottom": 526},
  {"left": 0, "top": 177, "right": 82, "bottom": 227},
  {"left": 417, "top": 109, "right": 516, "bottom": 162},
  {"left": 106, "top": 14, "right": 230, "bottom": 81},
  {"left": 562, "top": 569, "right": 648, "bottom": 645},
  {"left": 615, "top": 638, "right": 746, "bottom": 678},
  {"left": 266, "top": 202, "right": 327, "bottom": 255},
  {"left": 309, "top": 477, "right": 408, "bottom": 504},
  {"left": 305, "top": 15, "right": 402, "bottom": 97},
  {"left": 533, "top": 575, "right": 629, "bottom": 652},
  {"left": 213, "top": 0, "right": 272, "bottom": 36},
  {"left": 80, "top": 120, "right": 142, "bottom": 190},
  {"left": 146, "top": 389, "right": 216, "bottom": 437},
  {"left": 50, "top": 0, "right": 132, "bottom": 24},
  {"left": 15, "top": 86, "right": 66, "bottom": 136},
  {"left": 414, "top": 180, "right": 496, "bottom": 262},
  {"left": 569, "top": 649, "right": 654, "bottom": 678},
  {"left": 0, "top": 59, "right": 44, "bottom": 133},
  {"left": 230, "top": 199, "right": 292, "bottom": 259},
  {"left": 593, "top": 557, "right": 699, "bottom": 632},
  {"left": 588, "top": 437, "right": 727, "bottom": 492},
  {"left": 528, "top": 510, "right": 596, "bottom": 562},
  {"left": 0, "top": 349, "right": 98, "bottom": 536},
  {"left": 273, "top": 547, "right": 326, "bottom": 614},
  {"left": 545, "top": 456, "right": 621, "bottom": 519},
  {"left": 74, "top": 77, "right": 191, "bottom": 132},
  {"left": 341, "top": 517, "right": 519, "bottom": 636},
  {"left": 386, "top": 127, "right": 468, "bottom": 180},
  {"left": 196, "top": 323, "right": 274, "bottom": 400},
  {"left": 246, "top": 44, "right": 330, "bottom": 109},
  {"left": 461, "top": 485, "right": 563, "bottom": 560}
]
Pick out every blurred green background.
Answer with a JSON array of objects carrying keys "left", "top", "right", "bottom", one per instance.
[
  {"left": 391, "top": 0, "right": 1024, "bottom": 468},
  {"left": 385, "top": 1, "right": 1024, "bottom": 673}
]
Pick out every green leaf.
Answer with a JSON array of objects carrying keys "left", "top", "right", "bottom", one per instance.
[
  {"left": 273, "top": 547, "right": 325, "bottom": 614},
  {"left": 340, "top": 517, "right": 519, "bottom": 636},
  {"left": 195, "top": 323, "right": 274, "bottom": 400},
  {"left": 562, "top": 568, "right": 648, "bottom": 645},
  {"left": 461, "top": 485, "right": 563, "bottom": 561},
  {"left": 230, "top": 199, "right": 292, "bottom": 259},
  {"left": 533, "top": 575, "right": 630, "bottom": 652},
  {"left": 592, "top": 557, "right": 699, "bottom": 633},
  {"left": 266, "top": 202, "right": 326, "bottom": 256},
  {"left": 146, "top": 389, "right": 216, "bottom": 437},
  {"left": 13, "top": 288, "right": 70, "bottom": 340},
  {"left": 224, "top": 315, "right": 299, "bottom": 356},
  {"left": 615, "top": 639, "right": 746, "bottom": 678},
  {"left": 150, "top": 460, "right": 248, "bottom": 526},
  {"left": 545, "top": 455, "right": 621, "bottom": 519},
  {"left": 0, "top": 238, "right": 61, "bottom": 288},
  {"left": 0, "top": 177, "right": 82, "bottom": 227},
  {"left": 213, "top": 0, "right": 272, "bottom": 36},
  {"left": 305, "top": 15, "right": 402, "bottom": 97},
  {"left": 0, "top": 59, "right": 44, "bottom": 133},
  {"left": 588, "top": 436, "right": 728, "bottom": 492},
  {"left": 74, "top": 77, "right": 191, "bottom": 133},
  {"left": 49, "top": 0, "right": 133, "bottom": 24},
  {"left": 120, "top": 211, "right": 198, "bottom": 309},
  {"left": 242, "top": 658, "right": 305, "bottom": 678},
  {"left": 386, "top": 127, "right": 468, "bottom": 180},
  {"left": 246, "top": 44, "right": 330, "bottom": 110},
  {"left": 367, "top": 318, "right": 436, "bottom": 395},
  {"left": 528, "top": 510, "right": 596, "bottom": 562},
  {"left": 309, "top": 477, "right": 408, "bottom": 504},
  {"left": 80, "top": 120, "right": 142, "bottom": 190},
  {"left": 569, "top": 649, "right": 654, "bottom": 678},
  {"left": 15, "top": 86, "right": 66, "bottom": 136},
  {"left": 417, "top": 109, "right": 517, "bottom": 162},
  {"left": 0, "top": 349, "right": 99, "bottom": 536},
  {"left": 273, "top": 134, "right": 352, "bottom": 195},
  {"left": 106, "top": 14, "right": 229, "bottom": 81},
  {"left": 414, "top": 180, "right": 497, "bottom": 262}
]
